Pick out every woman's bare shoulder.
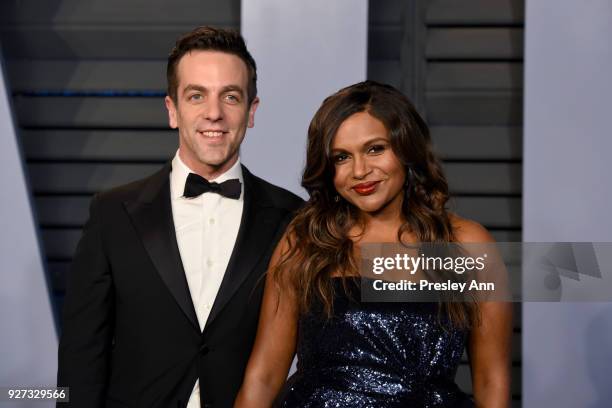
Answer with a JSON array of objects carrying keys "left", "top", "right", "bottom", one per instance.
[
  {"left": 270, "top": 228, "right": 298, "bottom": 265},
  {"left": 449, "top": 213, "right": 496, "bottom": 244}
]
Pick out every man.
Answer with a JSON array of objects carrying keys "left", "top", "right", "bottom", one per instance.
[{"left": 57, "top": 26, "right": 302, "bottom": 408}]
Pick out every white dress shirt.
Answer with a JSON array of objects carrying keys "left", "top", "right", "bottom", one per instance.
[{"left": 169, "top": 151, "right": 244, "bottom": 408}]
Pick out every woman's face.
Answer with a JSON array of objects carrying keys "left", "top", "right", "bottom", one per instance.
[{"left": 331, "top": 111, "right": 406, "bottom": 215}]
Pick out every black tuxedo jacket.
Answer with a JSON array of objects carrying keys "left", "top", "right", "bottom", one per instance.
[{"left": 57, "top": 163, "right": 302, "bottom": 408}]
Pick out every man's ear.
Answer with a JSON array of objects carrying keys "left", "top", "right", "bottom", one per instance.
[
  {"left": 165, "top": 96, "right": 178, "bottom": 129},
  {"left": 247, "top": 96, "right": 260, "bottom": 128}
]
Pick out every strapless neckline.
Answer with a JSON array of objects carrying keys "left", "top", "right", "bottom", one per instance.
[{"left": 277, "top": 275, "right": 473, "bottom": 407}]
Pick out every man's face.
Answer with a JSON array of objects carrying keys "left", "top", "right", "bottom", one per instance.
[{"left": 165, "top": 50, "right": 259, "bottom": 178}]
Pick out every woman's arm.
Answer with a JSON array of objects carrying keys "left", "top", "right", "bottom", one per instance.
[
  {"left": 454, "top": 217, "right": 513, "bottom": 408},
  {"left": 468, "top": 300, "right": 512, "bottom": 408},
  {"left": 234, "top": 236, "right": 299, "bottom": 407}
]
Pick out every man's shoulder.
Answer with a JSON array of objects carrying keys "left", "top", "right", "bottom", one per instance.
[
  {"left": 94, "top": 164, "right": 169, "bottom": 206},
  {"left": 244, "top": 168, "right": 304, "bottom": 212}
]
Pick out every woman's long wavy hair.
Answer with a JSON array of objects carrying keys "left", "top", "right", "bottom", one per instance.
[{"left": 274, "top": 81, "right": 476, "bottom": 328}]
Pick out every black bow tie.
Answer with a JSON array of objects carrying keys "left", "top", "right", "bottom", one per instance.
[{"left": 183, "top": 173, "right": 241, "bottom": 199}]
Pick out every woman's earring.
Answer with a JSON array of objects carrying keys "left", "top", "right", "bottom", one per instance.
[{"left": 334, "top": 195, "right": 340, "bottom": 203}]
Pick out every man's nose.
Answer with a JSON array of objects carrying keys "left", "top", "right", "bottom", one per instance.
[{"left": 203, "top": 98, "right": 222, "bottom": 121}]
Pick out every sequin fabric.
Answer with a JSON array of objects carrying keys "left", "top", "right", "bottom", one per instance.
[{"left": 277, "top": 279, "right": 473, "bottom": 408}]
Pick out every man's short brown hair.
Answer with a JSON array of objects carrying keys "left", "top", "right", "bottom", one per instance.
[{"left": 166, "top": 26, "right": 257, "bottom": 104}]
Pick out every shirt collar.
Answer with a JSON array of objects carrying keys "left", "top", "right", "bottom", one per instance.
[{"left": 170, "top": 150, "right": 244, "bottom": 200}]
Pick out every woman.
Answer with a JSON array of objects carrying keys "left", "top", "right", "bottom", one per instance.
[{"left": 235, "top": 81, "right": 512, "bottom": 407}]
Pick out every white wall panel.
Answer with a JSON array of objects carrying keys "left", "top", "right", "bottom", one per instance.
[
  {"left": 523, "top": 1, "right": 612, "bottom": 406},
  {"left": 241, "top": 0, "right": 368, "bottom": 196},
  {"left": 0, "top": 50, "right": 57, "bottom": 405}
]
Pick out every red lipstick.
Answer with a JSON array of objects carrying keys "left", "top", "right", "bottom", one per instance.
[{"left": 352, "top": 181, "right": 379, "bottom": 195}]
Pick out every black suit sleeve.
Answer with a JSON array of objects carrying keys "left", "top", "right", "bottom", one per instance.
[{"left": 57, "top": 194, "right": 114, "bottom": 407}]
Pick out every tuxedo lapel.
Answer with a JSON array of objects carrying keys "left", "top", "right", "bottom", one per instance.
[
  {"left": 124, "top": 162, "right": 199, "bottom": 332},
  {"left": 204, "top": 167, "right": 278, "bottom": 330}
]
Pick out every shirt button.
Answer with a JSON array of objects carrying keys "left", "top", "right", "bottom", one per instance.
[
  {"left": 209, "top": 218, "right": 215, "bottom": 225},
  {"left": 206, "top": 259, "right": 213, "bottom": 268}
]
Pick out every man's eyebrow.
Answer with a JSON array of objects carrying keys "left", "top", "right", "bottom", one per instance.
[
  {"left": 220, "top": 84, "right": 245, "bottom": 95},
  {"left": 182, "top": 84, "right": 207, "bottom": 93},
  {"left": 182, "top": 84, "right": 245, "bottom": 96}
]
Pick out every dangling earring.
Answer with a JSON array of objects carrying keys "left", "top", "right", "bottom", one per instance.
[{"left": 334, "top": 195, "right": 340, "bottom": 203}]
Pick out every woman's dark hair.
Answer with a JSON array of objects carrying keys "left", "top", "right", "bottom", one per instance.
[{"left": 273, "top": 80, "right": 476, "bottom": 327}]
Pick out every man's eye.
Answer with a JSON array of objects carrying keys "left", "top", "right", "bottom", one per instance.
[
  {"left": 225, "top": 94, "right": 240, "bottom": 103},
  {"left": 189, "top": 94, "right": 203, "bottom": 101}
]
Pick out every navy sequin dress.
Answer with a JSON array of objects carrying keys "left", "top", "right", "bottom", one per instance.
[{"left": 277, "top": 278, "right": 473, "bottom": 408}]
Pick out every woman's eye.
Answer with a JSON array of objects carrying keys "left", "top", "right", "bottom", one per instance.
[
  {"left": 368, "top": 144, "right": 386, "bottom": 154},
  {"left": 333, "top": 153, "right": 349, "bottom": 163}
]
